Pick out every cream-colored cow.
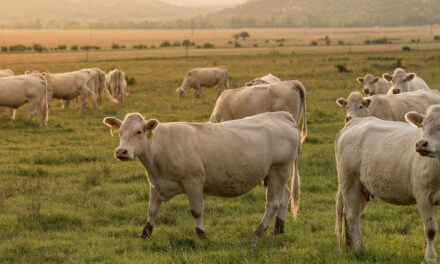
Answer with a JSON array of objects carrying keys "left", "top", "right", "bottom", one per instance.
[
  {"left": 104, "top": 69, "right": 127, "bottom": 104},
  {"left": 245, "top": 73, "right": 281, "bottom": 86},
  {"left": 336, "top": 90, "right": 440, "bottom": 123},
  {"left": 103, "top": 111, "right": 301, "bottom": 239},
  {"left": 356, "top": 74, "right": 391, "bottom": 95},
  {"left": 63, "top": 68, "right": 106, "bottom": 109},
  {"left": 335, "top": 105, "right": 440, "bottom": 262},
  {"left": 210, "top": 80, "right": 307, "bottom": 144},
  {"left": 383, "top": 68, "right": 430, "bottom": 95},
  {"left": 176, "top": 66, "right": 229, "bottom": 98},
  {"left": 0, "top": 73, "right": 48, "bottom": 126},
  {"left": 0, "top": 69, "right": 15, "bottom": 119}
]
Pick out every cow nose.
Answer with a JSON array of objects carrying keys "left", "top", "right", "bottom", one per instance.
[
  {"left": 115, "top": 148, "right": 129, "bottom": 159},
  {"left": 392, "top": 89, "right": 400, "bottom": 94},
  {"left": 363, "top": 88, "right": 369, "bottom": 94},
  {"left": 416, "top": 140, "right": 429, "bottom": 151},
  {"left": 345, "top": 116, "right": 352, "bottom": 123}
]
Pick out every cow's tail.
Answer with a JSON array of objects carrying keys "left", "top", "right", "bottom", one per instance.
[
  {"left": 295, "top": 81, "right": 307, "bottom": 144},
  {"left": 290, "top": 145, "right": 300, "bottom": 220},
  {"left": 83, "top": 76, "right": 98, "bottom": 100},
  {"left": 336, "top": 188, "right": 344, "bottom": 251},
  {"left": 104, "top": 84, "right": 120, "bottom": 104},
  {"left": 225, "top": 69, "right": 229, "bottom": 90},
  {"left": 41, "top": 73, "right": 49, "bottom": 125}
]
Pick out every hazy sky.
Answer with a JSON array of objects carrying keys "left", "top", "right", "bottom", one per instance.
[{"left": 162, "top": 0, "right": 247, "bottom": 6}]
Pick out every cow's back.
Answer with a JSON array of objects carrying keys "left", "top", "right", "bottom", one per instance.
[{"left": 0, "top": 74, "right": 45, "bottom": 107}]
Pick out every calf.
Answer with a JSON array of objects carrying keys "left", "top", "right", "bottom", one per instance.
[
  {"left": 176, "top": 66, "right": 229, "bottom": 98},
  {"left": 335, "top": 105, "right": 440, "bottom": 262},
  {"left": 103, "top": 111, "right": 301, "bottom": 239},
  {"left": 356, "top": 74, "right": 391, "bottom": 95},
  {"left": 336, "top": 90, "right": 440, "bottom": 123}
]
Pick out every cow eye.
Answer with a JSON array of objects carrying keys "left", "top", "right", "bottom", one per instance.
[
  {"left": 403, "top": 79, "right": 407, "bottom": 82},
  {"left": 359, "top": 106, "right": 363, "bottom": 109},
  {"left": 137, "top": 130, "right": 142, "bottom": 134}
]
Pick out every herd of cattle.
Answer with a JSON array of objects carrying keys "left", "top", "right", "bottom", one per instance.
[{"left": 2, "top": 64, "right": 440, "bottom": 261}]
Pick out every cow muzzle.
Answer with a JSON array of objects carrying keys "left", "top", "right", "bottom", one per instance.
[
  {"left": 415, "top": 140, "right": 431, "bottom": 156},
  {"left": 363, "top": 88, "right": 370, "bottom": 94},
  {"left": 115, "top": 147, "right": 132, "bottom": 161},
  {"left": 345, "top": 116, "right": 353, "bottom": 123},
  {"left": 392, "top": 89, "right": 400, "bottom": 94}
]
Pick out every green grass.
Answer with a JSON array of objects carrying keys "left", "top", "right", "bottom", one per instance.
[{"left": 1, "top": 49, "right": 440, "bottom": 263}]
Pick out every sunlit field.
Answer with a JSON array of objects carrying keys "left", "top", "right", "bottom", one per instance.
[{"left": 1, "top": 29, "right": 440, "bottom": 263}]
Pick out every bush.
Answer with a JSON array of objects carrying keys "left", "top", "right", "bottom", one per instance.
[
  {"left": 203, "top": 42, "right": 215, "bottom": 49},
  {"left": 278, "top": 43, "right": 284, "bottom": 47},
  {"left": 392, "top": 58, "right": 403, "bottom": 68},
  {"left": 196, "top": 45, "right": 202, "bottom": 49},
  {"left": 234, "top": 41, "right": 241, "bottom": 48},
  {"left": 338, "top": 40, "right": 344, "bottom": 45},
  {"left": 125, "top": 75, "right": 136, "bottom": 85},
  {"left": 335, "top": 64, "right": 349, "bottom": 73},
  {"left": 57, "top": 45, "right": 66, "bottom": 50},
  {"left": 150, "top": 45, "right": 156, "bottom": 49},
  {"left": 227, "top": 41, "right": 233, "bottom": 44},
  {"left": 275, "top": 38, "right": 286, "bottom": 43},
  {"left": 111, "top": 43, "right": 120, "bottom": 50},
  {"left": 80, "top": 45, "right": 101, "bottom": 51},
  {"left": 1, "top": 46, "right": 7, "bottom": 52},
  {"left": 310, "top": 41, "right": 318, "bottom": 46},
  {"left": 9, "top": 44, "right": 27, "bottom": 52},
  {"left": 71, "top": 45, "right": 78, "bottom": 51},
  {"left": 434, "top": 35, "right": 440, "bottom": 41},
  {"left": 160, "top": 41, "right": 171, "bottom": 47},
  {"left": 365, "top": 37, "right": 390, "bottom": 45},
  {"left": 133, "top": 44, "right": 148, "bottom": 50},
  {"left": 33, "top": 43, "right": 45, "bottom": 53},
  {"left": 402, "top": 46, "right": 411, "bottom": 51},
  {"left": 172, "top": 41, "right": 181, "bottom": 47},
  {"left": 253, "top": 44, "right": 258, "bottom": 47}
]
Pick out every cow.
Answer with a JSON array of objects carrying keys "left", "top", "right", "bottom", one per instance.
[
  {"left": 0, "top": 73, "right": 48, "bottom": 126},
  {"left": 356, "top": 74, "right": 391, "bottom": 95},
  {"left": 30, "top": 70, "right": 98, "bottom": 114},
  {"left": 104, "top": 69, "right": 127, "bottom": 104},
  {"left": 209, "top": 80, "right": 307, "bottom": 144},
  {"left": 63, "top": 68, "right": 106, "bottom": 109},
  {"left": 383, "top": 68, "right": 430, "bottom": 95},
  {"left": 336, "top": 89, "right": 440, "bottom": 123},
  {"left": 0, "top": 69, "right": 15, "bottom": 119},
  {"left": 335, "top": 105, "right": 440, "bottom": 262},
  {"left": 176, "top": 66, "right": 229, "bottom": 98},
  {"left": 103, "top": 111, "right": 301, "bottom": 239},
  {"left": 245, "top": 73, "right": 281, "bottom": 86}
]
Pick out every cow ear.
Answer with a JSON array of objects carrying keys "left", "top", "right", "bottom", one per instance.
[
  {"left": 103, "top": 117, "right": 122, "bottom": 128},
  {"left": 25, "top": 71, "right": 30, "bottom": 74},
  {"left": 382, "top": 73, "right": 393, "bottom": 82},
  {"left": 356, "top": 77, "right": 364, "bottom": 83},
  {"left": 373, "top": 77, "right": 379, "bottom": 83},
  {"left": 405, "top": 111, "right": 425, "bottom": 128},
  {"left": 336, "top": 98, "right": 347, "bottom": 107},
  {"left": 407, "top": 73, "right": 416, "bottom": 81},
  {"left": 144, "top": 119, "right": 159, "bottom": 132},
  {"left": 364, "top": 98, "right": 372, "bottom": 108}
]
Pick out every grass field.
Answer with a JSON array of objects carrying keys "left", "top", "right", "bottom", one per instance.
[{"left": 1, "top": 30, "right": 440, "bottom": 263}]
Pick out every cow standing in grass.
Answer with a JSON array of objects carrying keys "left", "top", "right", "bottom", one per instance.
[
  {"left": 383, "top": 68, "right": 430, "bottom": 95},
  {"left": 104, "top": 69, "right": 127, "bottom": 104},
  {"left": 0, "top": 69, "right": 15, "bottom": 119},
  {"left": 103, "top": 111, "right": 301, "bottom": 239},
  {"left": 176, "top": 66, "right": 229, "bottom": 98},
  {"left": 335, "top": 105, "right": 440, "bottom": 262}
]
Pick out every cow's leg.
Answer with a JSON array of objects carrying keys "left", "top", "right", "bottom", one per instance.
[
  {"left": 9, "top": 108, "right": 16, "bottom": 121},
  {"left": 62, "top": 100, "right": 70, "bottom": 109},
  {"left": 0, "top": 107, "right": 4, "bottom": 115},
  {"left": 255, "top": 165, "right": 289, "bottom": 236},
  {"left": 89, "top": 93, "right": 99, "bottom": 114},
  {"left": 272, "top": 185, "right": 290, "bottom": 235},
  {"left": 195, "top": 84, "right": 202, "bottom": 98},
  {"left": 417, "top": 195, "right": 437, "bottom": 262},
  {"left": 39, "top": 100, "right": 47, "bottom": 126},
  {"left": 216, "top": 83, "right": 223, "bottom": 98},
  {"left": 342, "top": 179, "right": 365, "bottom": 251},
  {"left": 76, "top": 97, "right": 80, "bottom": 110},
  {"left": 27, "top": 100, "right": 38, "bottom": 123},
  {"left": 80, "top": 92, "right": 88, "bottom": 114},
  {"left": 183, "top": 181, "right": 205, "bottom": 239},
  {"left": 138, "top": 186, "right": 162, "bottom": 239}
]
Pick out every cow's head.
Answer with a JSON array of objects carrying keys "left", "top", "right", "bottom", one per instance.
[
  {"left": 406, "top": 105, "right": 440, "bottom": 158},
  {"left": 336, "top": 92, "right": 371, "bottom": 123},
  {"left": 176, "top": 87, "right": 185, "bottom": 98},
  {"left": 357, "top": 74, "right": 380, "bottom": 95},
  {"left": 383, "top": 68, "right": 416, "bottom": 95},
  {"left": 103, "top": 113, "right": 159, "bottom": 161}
]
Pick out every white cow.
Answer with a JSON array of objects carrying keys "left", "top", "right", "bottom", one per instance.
[
  {"left": 0, "top": 69, "right": 15, "bottom": 119},
  {"left": 63, "top": 68, "right": 106, "bottom": 109},
  {"left": 0, "top": 73, "right": 48, "bottom": 126},
  {"left": 383, "top": 68, "right": 430, "bottom": 95},
  {"left": 336, "top": 90, "right": 440, "bottom": 123},
  {"left": 176, "top": 66, "right": 229, "bottom": 98},
  {"left": 210, "top": 80, "right": 307, "bottom": 144},
  {"left": 104, "top": 69, "right": 127, "bottom": 104},
  {"left": 356, "top": 74, "right": 391, "bottom": 95},
  {"left": 335, "top": 105, "right": 440, "bottom": 262},
  {"left": 245, "top": 73, "right": 281, "bottom": 86},
  {"left": 103, "top": 111, "right": 301, "bottom": 239}
]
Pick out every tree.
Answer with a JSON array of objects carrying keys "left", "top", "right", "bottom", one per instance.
[
  {"left": 233, "top": 34, "right": 240, "bottom": 41},
  {"left": 182, "top": 39, "right": 194, "bottom": 57},
  {"left": 240, "top": 31, "right": 250, "bottom": 40}
]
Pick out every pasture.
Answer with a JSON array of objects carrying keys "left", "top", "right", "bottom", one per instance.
[{"left": 1, "top": 30, "right": 440, "bottom": 263}]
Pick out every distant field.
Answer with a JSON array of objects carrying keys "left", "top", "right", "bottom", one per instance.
[{"left": 1, "top": 30, "right": 440, "bottom": 263}]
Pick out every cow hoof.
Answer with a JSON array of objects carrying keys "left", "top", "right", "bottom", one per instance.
[
  {"left": 271, "top": 217, "right": 285, "bottom": 235},
  {"left": 138, "top": 222, "right": 153, "bottom": 239},
  {"left": 424, "top": 257, "right": 437, "bottom": 264},
  {"left": 254, "top": 224, "right": 266, "bottom": 237},
  {"left": 195, "top": 227, "right": 206, "bottom": 239}
]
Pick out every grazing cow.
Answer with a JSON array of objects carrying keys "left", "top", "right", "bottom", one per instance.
[
  {"left": 30, "top": 70, "right": 97, "bottom": 113},
  {"left": 335, "top": 105, "right": 440, "bottom": 262},
  {"left": 176, "top": 66, "right": 229, "bottom": 98},
  {"left": 103, "top": 111, "right": 301, "bottom": 239},
  {"left": 0, "top": 69, "right": 15, "bottom": 119},
  {"left": 104, "top": 69, "right": 127, "bottom": 104},
  {"left": 356, "top": 74, "right": 391, "bottom": 95},
  {"left": 63, "top": 68, "right": 106, "bottom": 109},
  {"left": 336, "top": 90, "right": 440, "bottom": 123},
  {"left": 245, "top": 73, "right": 281, "bottom": 86},
  {"left": 210, "top": 80, "right": 307, "bottom": 144},
  {"left": 0, "top": 73, "right": 48, "bottom": 126},
  {"left": 383, "top": 68, "right": 429, "bottom": 95}
]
